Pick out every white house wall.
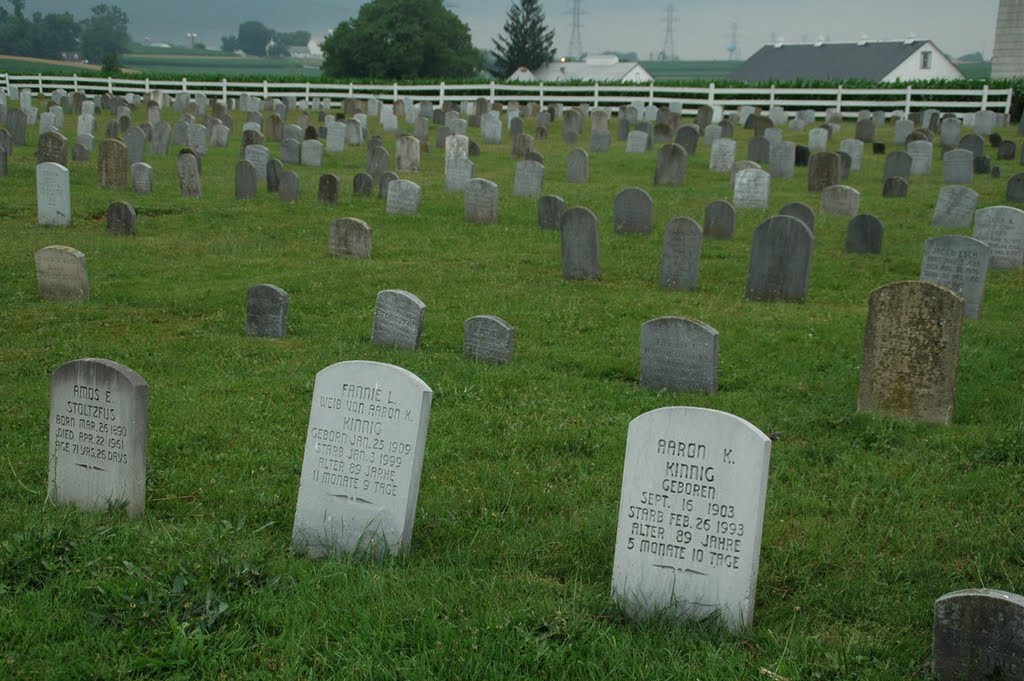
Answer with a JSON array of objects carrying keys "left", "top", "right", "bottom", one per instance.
[{"left": 882, "top": 43, "right": 964, "bottom": 81}]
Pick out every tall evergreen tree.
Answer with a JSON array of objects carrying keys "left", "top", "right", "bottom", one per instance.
[{"left": 491, "top": 0, "right": 555, "bottom": 78}]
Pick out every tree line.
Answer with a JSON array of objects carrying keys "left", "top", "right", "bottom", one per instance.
[
  {"left": 0, "top": 1, "right": 130, "bottom": 66},
  {"left": 220, "top": 21, "right": 311, "bottom": 58}
]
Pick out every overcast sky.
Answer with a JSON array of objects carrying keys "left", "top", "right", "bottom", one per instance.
[{"left": 30, "top": 0, "right": 1001, "bottom": 61}]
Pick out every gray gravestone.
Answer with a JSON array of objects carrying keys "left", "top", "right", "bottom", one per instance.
[
  {"left": 943, "top": 148, "right": 974, "bottom": 185},
  {"left": 614, "top": 187, "right": 654, "bottom": 235},
  {"left": 820, "top": 185, "right": 861, "bottom": 217},
  {"left": 883, "top": 176, "right": 909, "bottom": 198},
  {"left": 838, "top": 138, "right": 864, "bottom": 172},
  {"left": 386, "top": 179, "right": 422, "bottom": 215},
  {"left": 266, "top": 159, "right": 283, "bottom": 193},
  {"left": 353, "top": 172, "right": 374, "bottom": 197},
  {"left": 35, "top": 245, "right": 88, "bottom": 301},
  {"left": 933, "top": 589, "right": 1024, "bottom": 680},
  {"left": 246, "top": 284, "right": 289, "bottom": 338},
  {"left": 920, "top": 234, "right": 990, "bottom": 319},
  {"left": 372, "top": 289, "right": 426, "bottom": 350},
  {"left": 329, "top": 217, "right": 372, "bottom": 258},
  {"left": 745, "top": 216, "right": 814, "bottom": 302},
  {"left": 125, "top": 126, "right": 145, "bottom": 165},
  {"left": 396, "top": 135, "right": 420, "bottom": 172},
  {"left": 747, "top": 137, "right": 770, "bottom": 164},
  {"left": 857, "top": 281, "right": 963, "bottom": 424},
  {"left": 884, "top": 151, "right": 912, "bottom": 181},
  {"left": 768, "top": 140, "right": 796, "bottom": 179},
  {"left": 300, "top": 139, "right": 324, "bottom": 167},
  {"left": 235, "top": 160, "right": 257, "bottom": 200},
  {"left": 908, "top": 140, "right": 934, "bottom": 175},
  {"left": 36, "top": 162, "right": 71, "bottom": 227},
  {"left": 733, "top": 168, "right": 771, "bottom": 209},
  {"left": 513, "top": 159, "right": 544, "bottom": 197},
  {"left": 281, "top": 139, "right": 300, "bottom": 165},
  {"left": 151, "top": 121, "right": 170, "bottom": 155},
  {"left": 48, "top": 358, "right": 148, "bottom": 518},
  {"left": 639, "top": 317, "right": 718, "bottom": 392},
  {"left": 1007, "top": 173, "right": 1024, "bottom": 203},
  {"left": 655, "top": 143, "right": 687, "bottom": 186},
  {"left": 931, "top": 186, "right": 979, "bottom": 229},
  {"left": 464, "top": 178, "right": 498, "bottom": 224},
  {"left": 318, "top": 173, "right": 340, "bottom": 205},
  {"left": 105, "top": 200, "right": 136, "bottom": 236},
  {"left": 36, "top": 130, "right": 68, "bottom": 166},
  {"left": 709, "top": 138, "right": 736, "bottom": 172},
  {"left": 560, "top": 207, "right": 601, "bottom": 280},
  {"left": 445, "top": 157, "right": 473, "bottom": 192},
  {"left": 538, "top": 194, "right": 565, "bottom": 230},
  {"left": 779, "top": 202, "right": 815, "bottom": 233},
  {"left": 463, "top": 315, "right": 515, "bottom": 364},
  {"left": 244, "top": 144, "right": 270, "bottom": 182},
  {"left": 131, "top": 162, "right": 153, "bottom": 194},
  {"left": 973, "top": 205, "right": 1024, "bottom": 269},
  {"left": 675, "top": 125, "right": 699, "bottom": 155},
  {"left": 98, "top": 138, "right": 128, "bottom": 189},
  {"left": 176, "top": 152, "right": 202, "bottom": 198},
  {"left": 612, "top": 406, "right": 771, "bottom": 630},
  {"left": 845, "top": 214, "right": 883, "bottom": 254},
  {"left": 659, "top": 217, "right": 702, "bottom": 290},
  {"left": 807, "top": 152, "right": 839, "bottom": 192},
  {"left": 279, "top": 171, "right": 300, "bottom": 203},
  {"left": 703, "top": 200, "right": 735, "bottom": 240},
  {"left": 567, "top": 148, "right": 589, "bottom": 183},
  {"left": 626, "top": 130, "right": 649, "bottom": 154},
  {"left": 292, "top": 361, "right": 432, "bottom": 558}
]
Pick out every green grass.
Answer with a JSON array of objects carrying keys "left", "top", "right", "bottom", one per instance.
[
  {"left": 1, "top": 96, "right": 1023, "bottom": 680},
  {"left": 120, "top": 54, "right": 320, "bottom": 77},
  {"left": 0, "top": 58, "right": 92, "bottom": 75}
]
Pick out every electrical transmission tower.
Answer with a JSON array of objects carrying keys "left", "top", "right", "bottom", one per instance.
[
  {"left": 567, "top": 0, "right": 584, "bottom": 60},
  {"left": 660, "top": 5, "right": 677, "bottom": 61},
  {"left": 726, "top": 22, "right": 740, "bottom": 60}
]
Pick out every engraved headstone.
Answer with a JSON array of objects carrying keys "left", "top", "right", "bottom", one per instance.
[
  {"left": 959, "top": 133, "right": 984, "bottom": 158},
  {"left": 279, "top": 171, "right": 300, "bottom": 203},
  {"left": 838, "top": 138, "right": 864, "bottom": 172},
  {"left": 366, "top": 146, "right": 390, "bottom": 187},
  {"left": 567, "top": 148, "right": 589, "bottom": 183},
  {"left": 464, "top": 178, "right": 498, "bottom": 224},
  {"left": 36, "top": 162, "right": 71, "bottom": 226},
  {"left": 612, "top": 406, "right": 771, "bottom": 630},
  {"left": 105, "top": 200, "right": 136, "bottom": 236},
  {"left": 883, "top": 176, "right": 909, "bottom": 198},
  {"left": 396, "top": 135, "right": 421, "bottom": 171},
  {"left": 625, "top": 130, "right": 649, "bottom": 154},
  {"left": 659, "top": 217, "right": 702, "bottom": 290},
  {"left": 538, "top": 194, "right": 565, "bottom": 230},
  {"left": 932, "top": 589, "right": 1024, "bottom": 681},
  {"left": 246, "top": 284, "right": 289, "bottom": 338},
  {"left": 808, "top": 127, "right": 829, "bottom": 153},
  {"left": 709, "top": 138, "right": 736, "bottom": 173},
  {"left": 513, "top": 159, "right": 544, "bottom": 197},
  {"left": 807, "top": 152, "right": 840, "bottom": 192},
  {"left": 733, "top": 168, "right": 771, "bottom": 209},
  {"left": 614, "top": 187, "right": 654, "bottom": 235},
  {"left": 386, "top": 179, "right": 422, "bottom": 215},
  {"left": 908, "top": 140, "right": 934, "bottom": 175},
  {"left": 36, "top": 130, "right": 68, "bottom": 165},
  {"left": 654, "top": 143, "right": 686, "bottom": 186},
  {"left": 329, "top": 217, "right": 372, "bottom": 258},
  {"left": 745, "top": 216, "right": 814, "bottom": 302},
  {"left": 372, "top": 290, "right": 426, "bottom": 350},
  {"left": 857, "top": 281, "right": 963, "bottom": 424},
  {"left": 920, "top": 235, "right": 990, "bottom": 319},
  {"left": 35, "top": 245, "right": 88, "bottom": 301},
  {"left": 97, "top": 138, "right": 128, "bottom": 189},
  {"left": 973, "top": 205, "right": 1024, "bottom": 269},
  {"left": 639, "top": 318, "right": 718, "bottom": 392},
  {"left": 560, "top": 207, "right": 601, "bottom": 280},
  {"left": 845, "top": 214, "right": 883, "bottom": 254},
  {"left": 48, "top": 358, "right": 148, "bottom": 518},
  {"left": 292, "top": 360, "right": 432, "bottom": 558},
  {"left": 353, "top": 172, "right": 374, "bottom": 197},
  {"left": 234, "top": 160, "right": 258, "bottom": 200},
  {"left": 318, "top": 173, "right": 340, "bottom": 205},
  {"left": 675, "top": 125, "right": 699, "bottom": 155},
  {"left": 130, "top": 162, "right": 152, "bottom": 194},
  {"left": 931, "top": 186, "right": 979, "bottom": 229},
  {"left": 463, "top": 315, "right": 515, "bottom": 364},
  {"left": 779, "top": 202, "right": 815, "bottom": 233},
  {"left": 703, "top": 200, "right": 735, "bottom": 240},
  {"left": 768, "top": 140, "right": 796, "bottom": 179},
  {"left": 266, "top": 158, "right": 283, "bottom": 193},
  {"left": 176, "top": 152, "right": 202, "bottom": 198},
  {"left": 820, "top": 185, "right": 861, "bottom": 217},
  {"left": 943, "top": 148, "right": 974, "bottom": 185}
]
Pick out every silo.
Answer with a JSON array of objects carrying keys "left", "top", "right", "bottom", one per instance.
[{"left": 992, "top": 0, "right": 1024, "bottom": 78}]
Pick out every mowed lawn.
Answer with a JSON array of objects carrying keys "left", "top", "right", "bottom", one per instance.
[{"left": 1, "top": 98, "right": 1022, "bottom": 679}]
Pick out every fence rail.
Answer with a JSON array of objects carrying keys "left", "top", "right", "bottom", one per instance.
[{"left": 0, "top": 72, "right": 1013, "bottom": 118}]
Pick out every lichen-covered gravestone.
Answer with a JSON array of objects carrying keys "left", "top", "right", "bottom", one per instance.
[
  {"left": 560, "top": 207, "right": 601, "bottom": 280},
  {"left": 639, "top": 317, "right": 718, "bottom": 393},
  {"left": 464, "top": 178, "right": 498, "bottom": 224},
  {"left": 463, "top": 315, "right": 515, "bottom": 364},
  {"left": 35, "top": 245, "right": 88, "bottom": 301},
  {"left": 105, "top": 201, "right": 136, "bottom": 236},
  {"left": 973, "top": 205, "right": 1024, "bottom": 269},
  {"left": 614, "top": 187, "right": 654, "bottom": 235},
  {"left": 931, "top": 186, "right": 979, "bottom": 229},
  {"left": 612, "top": 406, "right": 771, "bottom": 630},
  {"left": 329, "top": 218, "right": 372, "bottom": 258},
  {"left": 386, "top": 179, "right": 422, "bottom": 215},
  {"left": 659, "top": 217, "right": 702, "bottom": 290},
  {"left": 372, "top": 289, "right": 426, "bottom": 350},
  {"left": 292, "top": 361, "right": 432, "bottom": 558},
  {"left": 932, "top": 589, "right": 1024, "bottom": 680},
  {"left": 920, "top": 235, "right": 990, "bottom": 319},
  {"left": 48, "top": 358, "right": 148, "bottom": 518},
  {"left": 857, "top": 281, "right": 963, "bottom": 424},
  {"left": 246, "top": 284, "right": 289, "bottom": 338}
]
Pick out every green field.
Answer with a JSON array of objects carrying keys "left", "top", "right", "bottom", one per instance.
[
  {"left": 120, "top": 53, "right": 320, "bottom": 77},
  {"left": 0, "top": 58, "right": 94, "bottom": 75},
  {"left": 1, "top": 99, "right": 1022, "bottom": 679}
]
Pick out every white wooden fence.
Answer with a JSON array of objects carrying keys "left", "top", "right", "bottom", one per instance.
[{"left": 0, "top": 72, "right": 1013, "bottom": 118}]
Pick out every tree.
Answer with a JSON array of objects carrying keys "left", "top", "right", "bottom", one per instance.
[
  {"left": 237, "top": 20, "right": 274, "bottom": 56},
  {"left": 490, "top": 0, "right": 555, "bottom": 78},
  {"left": 220, "top": 34, "right": 239, "bottom": 53},
  {"left": 276, "top": 30, "right": 311, "bottom": 47},
  {"left": 31, "top": 12, "right": 81, "bottom": 59},
  {"left": 79, "top": 4, "right": 130, "bottom": 64},
  {"left": 321, "top": 0, "right": 479, "bottom": 79}
]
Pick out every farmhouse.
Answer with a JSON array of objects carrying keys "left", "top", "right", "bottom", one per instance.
[
  {"left": 522, "top": 54, "right": 654, "bottom": 83},
  {"left": 730, "top": 39, "right": 964, "bottom": 82}
]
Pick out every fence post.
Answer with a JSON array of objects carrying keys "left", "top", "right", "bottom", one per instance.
[
  {"left": 393, "top": 83, "right": 398, "bottom": 102},
  {"left": 72, "top": 73, "right": 78, "bottom": 91},
  {"left": 107, "top": 76, "right": 113, "bottom": 95},
  {"left": 37, "top": 73, "right": 43, "bottom": 95},
  {"left": 904, "top": 85, "right": 912, "bottom": 117},
  {"left": 440, "top": 82, "right": 446, "bottom": 107},
  {"left": 263, "top": 80, "right": 268, "bottom": 97},
  {"left": 981, "top": 84, "right": 990, "bottom": 110},
  {"left": 835, "top": 84, "right": 843, "bottom": 117},
  {"left": 490, "top": 81, "right": 495, "bottom": 103},
  {"left": 539, "top": 81, "right": 545, "bottom": 108},
  {"left": 648, "top": 81, "right": 655, "bottom": 106},
  {"left": 708, "top": 82, "right": 715, "bottom": 106},
  {"left": 769, "top": 84, "right": 776, "bottom": 107}
]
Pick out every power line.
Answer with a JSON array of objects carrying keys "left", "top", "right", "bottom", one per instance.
[
  {"left": 727, "top": 22, "right": 740, "bottom": 60},
  {"left": 660, "top": 5, "right": 677, "bottom": 61},
  {"left": 567, "top": 0, "right": 584, "bottom": 60}
]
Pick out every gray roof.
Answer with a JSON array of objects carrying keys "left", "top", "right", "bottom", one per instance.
[{"left": 730, "top": 41, "right": 933, "bottom": 81}]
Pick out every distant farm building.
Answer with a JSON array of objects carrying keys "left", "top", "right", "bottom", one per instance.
[
  {"left": 519, "top": 54, "right": 654, "bottom": 83},
  {"left": 730, "top": 40, "right": 964, "bottom": 82}
]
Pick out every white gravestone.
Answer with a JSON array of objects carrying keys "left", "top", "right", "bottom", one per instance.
[
  {"left": 612, "top": 407, "right": 772, "bottom": 631},
  {"left": 48, "top": 358, "right": 148, "bottom": 518},
  {"left": 292, "top": 361, "right": 432, "bottom": 558},
  {"left": 36, "top": 162, "right": 71, "bottom": 226}
]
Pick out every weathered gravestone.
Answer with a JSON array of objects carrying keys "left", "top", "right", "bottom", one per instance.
[
  {"left": 372, "top": 290, "right": 426, "bottom": 350},
  {"left": 560, "top": 207, "right": 601, "bottom": 280},
  {"left": 124, "top": 126, "right": 145, "bottom": 165},
  {"left": 566, "top": 148, "right": 589, "bottom": 183},
  {"left": 703, "top": 200, "right": 735, "bottom": 240},
  {"left": 266, "top": 158, "right": 283, "bottom": 193},
  {"left": 353, "top": 172, "right": 374, "bottom": 197},
  {"left": 234, "top": 160, "right": 258, "bottom": 200},
  {"left": 329, "top": 217, "right": 372, "bottom": 258},
  {"left": 747, "top": 137, "right": 770, "bottom": 164},
  {"left": 612, "top": 406, "right": 771, "bottom": 630},
  {"left": 779, "top": 202, "right": 815, "bottom": 233},
  {"left": 709, "top": 138, "right": 736, "bottom": 172},
  {"left": 105, "top": 201, "right": 136, "bottom": 236},
  {"left": 386, "top": 179, "right": 422, "bottom": 215},
  {"left": 463, "top": 315, "right": 515, "bottom": 364},
  {"left": 318, "top": 173, "right": 340, "bottom": 205},
  {"left": 445, "top": 157, "right": 473, "bottom": 192},
  {"left": 883, "top": 176, "right": 909, "bottom": 198},
  {"left": 48, "top": 358, "right": 148, "bottom": 518},
  {"left": 36, "top": 130, "right": 68, "bottom": 165},
  {"left": 614, "top": 187, "right": 654, "bottom": 234},
  {"left": 395, "top": 135, "right": 420, "bottom": 172},
  {"left": 908, "top": 140, "right": 934, "bottom": 175},
  {"left": 279, "top": 171, "right": 300, "bottom": 203},
  {"left": 242, "top": 144, "right": 270, "bottom": 182},
  {"left": 281, "top": 138, "right": 301, "bottom": 165},
  {"left": 35, "top": 245, "right": 88, "bottom": 301},
  {"left": 820, "top": 185, "right": 861, "bottom": 217},
  {"left": 150, "top": 121, "right": 170, "bottom": 156},
  {"left": 292, "top": 360, "right": 432, "bottom": 558},
  {"left": 973, "top": 205, "right": 1024, "bottom": 269},
  {"left": 943, "top": 148, "right": 974, "bottom": 185},
  {"left": 931, "top": 185, "right": 979, "bottom": 229},
  {"left": 513, "top": 160, "right": 544, "bottom": 197},
  {"left": 625, "top": 130, "right": 649, "bottom": 154},
  {"left": 97, "top": 138, "right": 128, "bottom": 189},
  {"left": 733, "top": 168, "right": 771, "bottom": 209},
  {"left": 807, "top": 152, "right": 840, "bottom": 192},
  {"left": 464, "top": 178, "right": 499, "bottom": 224},
  {"left": 745, "top": 216, "right": 814, "bottom": 302},
  {"left": 659, "top": 217, "right": 702, "bottom": 291},
  {"left": 920, "top": 235, "right": 990, "bottom": 319},
  {"left": 768, "top": 140, "right": 796, "bottom": 179},
  {"left": 808, "top": 127, "right": 829, "bottom": 153},
  {"left": 932, "top": 589, "right": 1024, "bottom": 680},
  {"left": 654, "top": 144, "right": 686, "bottom": 186},
  {"left": 839, "top": 138, "right": 864, "bottom": 172},
  {"left": 245, "top": 284, "right": 289, "bottom": 338},
  {"left": 1006, "top": 173, "right": 1024, "bottom": 202},
  {"left": 36, "top": 162, "right": 71, "bottom": 227},
  {"left": 857, "top": 281, "right": 963, "bottom": 424},
  {"left": 845, "top": 214, "right": 884, "bottom": 254},
  {"left": 130, "top": 162, "right": 152, "bottom": 193},
  {"left": 538, "top": 194, "right": 565, "bottom": 230},
  {"left": 176, "top": 152, "right": 202, "bottom": 198},
  {"left": 675, "top": 125, "right": 699, "bottom": 155},
  {"left": 639, "top": 317, "right": 718, "bottom": 392}
]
